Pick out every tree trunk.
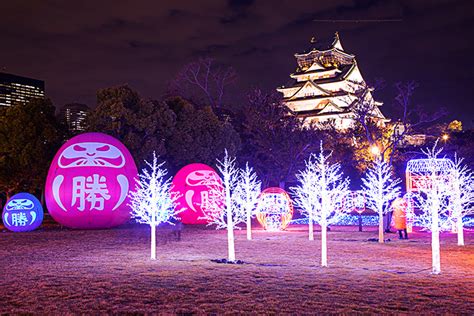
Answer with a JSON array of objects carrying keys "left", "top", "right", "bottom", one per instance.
[
  {"left": 432, "top": 229, "right": 441, "bottom": 274},
  {"left": 378, "top": 212, "right": 384, "bottom": 243},
  {"left": 451, "top": 220, "right": 457, "bottom": 233},
  {"left": 431, "top": 211, "right": 441, "bottom": 274},
  {"left": 308, "top": 212, "right": 314, "bottom": 241},
  {"left": 227, "top": 207, "right": 236, "bottom": 262},
  {"left": 227, "top": 226, "right": 236, "bottom": 261},
  {"left": 321, "top": 223, "right": 328, "bottom": 267},
  {"left": 150, "top": 225, "right": 156, "bottom": 260},
  {"left": 246, "top": 208, "right": 252, "bottom": 240},
  {"left": 457, "top": 217, "right": 464, "bottom": 246}
]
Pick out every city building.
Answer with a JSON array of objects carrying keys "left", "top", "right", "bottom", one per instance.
[
  {"left": 59, "top": 103, "right": 90, "bottom": 133},
  {"left": 277, "top": 33, "right": 387, "bottom": 129},
  {"left": 0, "top": 72, "right": 45, "bottom": 107}
]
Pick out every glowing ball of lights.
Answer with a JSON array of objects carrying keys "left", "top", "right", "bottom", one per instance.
[
  {"left": 171, "top": 163, "right": 223, "bottom": 225},
  {"left": 45, "top": 132, "right": 138, "bottom": 229},
  {"left": 2, "top": 193, "right": 43, "bottom": 232},
  {"left": 256, "top": 187, "right": 294, "bottom": 231}
]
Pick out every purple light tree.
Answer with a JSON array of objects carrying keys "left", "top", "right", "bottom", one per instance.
[
  {"left": 361, "top": 158, "right": 401, "bottom": 243},
  {"left": 236, "top": 163, "right": 261, "bottom": 240},
  {"left": 129, "top": 152, "right": 181, "bottom": 260},
  {"left": 412, "top": 143, "right": 452, "bottom": 274},
  {"left": 292, "top": 143, "right": 350, "bottom": 267},
  {"left": 448, "top": 154, "right": 474, "bottom": 246},
  {"left": 200, "top": 150, "right": 246, "bottom": 262}
]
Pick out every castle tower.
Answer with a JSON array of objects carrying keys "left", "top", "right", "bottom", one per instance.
[{"left": 277, "top": 33, "right": 387, "bottom": 129}]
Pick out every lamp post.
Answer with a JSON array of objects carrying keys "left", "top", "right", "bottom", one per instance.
[{"left": 370, "top": 145, "right": 381, "bottom": 156}]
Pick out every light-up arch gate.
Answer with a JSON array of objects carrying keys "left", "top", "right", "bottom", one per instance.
[{"left": 405, "top": 158, "right": 455, "bottom": 232}]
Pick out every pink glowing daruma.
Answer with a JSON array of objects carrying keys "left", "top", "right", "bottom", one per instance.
[
  {"left": 45, "top": 132, "right": 137, "bottom": 229},
  {"left": 171, "top": 163, "right": 223, "bottom": 224}
]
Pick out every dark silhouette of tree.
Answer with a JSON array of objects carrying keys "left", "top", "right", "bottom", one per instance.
[
  {"left": 86, "top": 85, "right": 177, "bottom": 165},
  {"left": 164, "top": 97, "right": 241, "bottom": 170},
  {"left": 169, "top": 57, "right": 237, "bottom": 109},
  {"left": 350, "top": 80, "right": 446, "bottom": 167},
  {"left": 0, "top": 98, "right": 65, "bottom": 198},
  {"left": 238, "top": 89, "right": 324, "bottom": 189}
]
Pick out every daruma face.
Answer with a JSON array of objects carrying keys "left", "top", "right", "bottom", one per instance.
[
  {"left": 2, "top": 193, "right": 43, "bottom": 232},
  {"left": 171, "top": 163, "right": 223, "bottom": 224},
  {"left": 45, "top": 133, "right": 137, "bottom": 229}
]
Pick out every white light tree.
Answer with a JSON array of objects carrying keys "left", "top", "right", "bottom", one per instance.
[
  {"left": 236, "top": 163, "right": 261, "bottom": 240},
  {"left": 292, "top": 156, "right": 319, "bottom": 241},
  {"left": 412, "top": 143, "right": 452, "bottom": 274},
  {"left": 292, "top": 143, "right": 350, "bottom": 267},
  {"left": 129, "top": 152, "right": 181, "bottom": 260},
  {"left": 361, "top": 157, "right": 401, "bottom": 243},
  {"left": 448, "top": 154, "right": 474, "bottom": 246},
  {"left": 200, "top": 150, "right": 246, "bottom": 262}
]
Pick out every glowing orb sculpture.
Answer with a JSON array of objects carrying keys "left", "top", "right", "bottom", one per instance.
[
  {"left": 256, "top": 187, "right": 294, "bottom": 231},
  {"left": 45, "top": 132, "right": 138, "bottom": 229},
  {"left": 171, "top": 163, "right": 223, "bottom": 224},
  {"left": 2, "top": 193, "right": 43, "bottom": 232}
]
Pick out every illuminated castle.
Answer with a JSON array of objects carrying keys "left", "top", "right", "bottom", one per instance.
[{"left": 277, "top": 33, "right": 386, "bottom": 129}]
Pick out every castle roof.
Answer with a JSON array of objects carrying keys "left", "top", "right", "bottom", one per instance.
[
  {"left": 291, "top": 63, "right": 354, "bottom": 81},
  {"left": 277, "top": 32, "right": 387, "bottom": 128}
]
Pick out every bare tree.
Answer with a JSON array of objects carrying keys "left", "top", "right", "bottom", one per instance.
[
  {"left": 350, "top": 80, "right": 446, "bottom": 165},
  {"left": 169, "top": 57, "right": 237, "bottom": 108}
]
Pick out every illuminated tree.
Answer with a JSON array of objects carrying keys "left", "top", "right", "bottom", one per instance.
[
  {"left": 448, "top": 154, "right": 474, "bottom": 246},
  {"left": 412, "top": 143, "right": 452, "bottom": 274},
  {"left": 361, "top": 158, "right": 401, "bottom": 243},
  {"left": 200, "top": 150, "right": 246, "bottom": 261},
  {"left": 447, "top": 120, "right": 462, "bottom": 132},
  {"left": 129, "top": 152, "right": 180, "bottom": 260},
  {"left": 236, "top": 163, "right": 261, "bottom": 240},
  {"left": 292, "top": 143, "right": 350, "bottom": 267}
]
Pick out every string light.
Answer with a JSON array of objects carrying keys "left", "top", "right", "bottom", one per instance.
[{"left": 255, "top": 188, "right": 293, "bottom": 231}]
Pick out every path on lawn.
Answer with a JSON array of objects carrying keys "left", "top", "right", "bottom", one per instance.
[{"left": 0, "top": 224, "right": 473, "bottom": 314}]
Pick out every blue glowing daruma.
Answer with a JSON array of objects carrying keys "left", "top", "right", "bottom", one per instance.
[{"left": 2, "top": 193, "right": 44, "bottom": 232}]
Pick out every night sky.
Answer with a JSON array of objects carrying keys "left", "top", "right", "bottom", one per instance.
[{"left": 1, "top": 0, "right": 473, "bottom": 126}]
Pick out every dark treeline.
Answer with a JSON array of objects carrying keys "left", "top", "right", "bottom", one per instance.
[{"left": 1, "top": 60, "right": 473, "bottom": 200}]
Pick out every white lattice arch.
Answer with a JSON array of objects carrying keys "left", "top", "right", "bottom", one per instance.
[{"left": 406, "top": 158, "right": 454, "bottom": 174}]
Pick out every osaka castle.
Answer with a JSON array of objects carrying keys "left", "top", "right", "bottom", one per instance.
[{"left": 277, "top": 33, "right": 387, "bottom": 129}]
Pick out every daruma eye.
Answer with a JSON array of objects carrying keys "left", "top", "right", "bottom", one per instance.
[
  {"left": 96, "top": 145, "right": 110, "bottom": 152},
  {"left": 73, "top": 145, "right": 87, "bottom": 151}
]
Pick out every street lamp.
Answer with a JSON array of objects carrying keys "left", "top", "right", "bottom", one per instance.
[{"left": 370, "top": 145, "right": 380, "bottom": 156}]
